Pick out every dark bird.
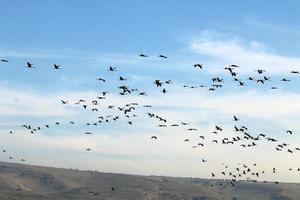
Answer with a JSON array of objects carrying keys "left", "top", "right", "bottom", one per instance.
[
  {"left": 257, "top": 79, "right": 265, "bottom": 84},
  {"left": 233, "top": 116, "right": 240, "bottom": 121},
  {"left": 108, "top": 66, "right": 117, "bottom": 72},
  {"left": 151, "top": 136, "right": 157, "bottom": 139},
  {"left": 0, "top": 59, "right": 8, "bottom": 62},
  {"left": 158, "top": 54, "right": 167, "bottom": 58},
  {"left": 61, "top": 100, "right": 68, "bottom": 104},
  {"left": 53, "top": 64, "right": 62, "bottom": 69},
  {"left": 154, "top": 80, "right": 163, "bottom": 87},
  {"left": 139, "top": 54, "right": 148, "bottom": 57},
  {"left": 194, "top": 64, "right": 203, "bottom": 69},
  {"left": 96, "top": 78, "right": 106, "bottom": 82},
  {"left": 215, "top": 125, "right": 223, "bottom": 131},
  {"left": 286, "top": 130, "right": 293, "bottom": 135},
  {"left": 181, "top": 122, "right": 190, "bottom": 126},
  {"left": 281, "top": 78, "right": 291, "bottom": 82},
  {"left": 239, "top": 81, "right": 245, "bottom": 86},
  {"left": 291, "top": 71, "right": 300, "bottom": 74},
  {"left": 26, "top": 62, "right": 34, "bottom": 68},
  {"left": 119, "top": 76, "right": 127, "bottom": 81},
  {"left": 186, "top": 128, "right": 197, "bottom": 131},
  {"left": 256, "top": 69, "right": 266, "bottom": 74}
]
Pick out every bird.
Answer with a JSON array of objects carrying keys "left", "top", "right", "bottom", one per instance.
[
  {"left": 154, "top": 80, "right": 163, "bottom": 87},
  {"left": 215, "top": 125, "right": 223, "bottom": 131},
  {"left": 158, "top": 54, "right": 167, "bottom": 58},
  {"left": 181, "top": 122, "right": 190, "bottom": 126},
  {"left": 161, "top": 88, "right": 167, "bottom": 94},
  {"left": 96, "top": 78, "right": 106, "bottom": 82},
  {"left": 233, "top": 116, "right": 240, "bottom": 121},
  {"left": 256, "top": 69, "right": 266, "bottom": 74},
  {"left": 0, "top": 59, "right": 8, "bottom": 62},
  {"left": 281, "top": 78, "right": 291, "bottom": 82},
  {"left": 194, "top": 64, "right": 203, "bottom": 69},
  {"left": 108, "top": 66, "right": 117, "bottom": 71},
  {"left": 61, "top": 100, "right": 68, "bottom": 104},
  {"left": 119, "top": 76, "right": 127, "bottom": 81},
  {"left": 186, "top": 128, "right": 197, "bottom": 131},
  {"left": 139, "top": 54, "right": 148, "bottom": 57},
  {"left": 53, "top": 64, "right": 62, "bottom": 69},
  {"left": 26, "top": 62, "right": 34, "bottom": 68},
  {"left": 151, "top": 136, "right": 157, "bottom": 139},
  {"left": 286, "top": 130, "right": 293, "bottom": 135},
  {"left": 165, "top": 80, "right": 173, "bottom": 84},
  {"left": 291, "top": 71, "right": 300, "bottom": 74}
]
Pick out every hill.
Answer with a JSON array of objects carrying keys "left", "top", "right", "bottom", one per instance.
[{"left": 0, "top": 162, "right": 298, "bottom": 200}]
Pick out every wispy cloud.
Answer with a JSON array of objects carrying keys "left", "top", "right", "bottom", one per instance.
[
  {"left": 245, "top": 15, "right": 300, "bottom": 36},
  {"left": 190, "top": 33, "right": 300, "bottom": 74}
]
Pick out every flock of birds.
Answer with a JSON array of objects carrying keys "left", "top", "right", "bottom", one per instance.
[{"left": 1, "top": 54, "right": 300, "bottom": 190}]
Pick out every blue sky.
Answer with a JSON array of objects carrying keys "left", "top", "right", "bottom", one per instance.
[
  {"left": 1, "top": 1, "right": 300, "bottom": 182},
  {"left": 1, "top": 0, "right": 300, "bottom": 54}
]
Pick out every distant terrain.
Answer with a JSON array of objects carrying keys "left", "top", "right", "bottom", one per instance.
[{"left": 0, "top": 162, "right": 298, "bottom": 200}]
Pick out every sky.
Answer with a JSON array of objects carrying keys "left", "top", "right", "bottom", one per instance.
[{"left": 0, "top": 0, "right": 300, "bottom": 183}]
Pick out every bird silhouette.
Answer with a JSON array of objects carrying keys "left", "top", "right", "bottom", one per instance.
[
  {"left": 26, "top": 62, "right": 34, "bottom": 68},
  {"left": 53, "top": 64, "right": 62, "bottom": 69},
  {"left": 108, "top": 66, "right": 117, "bottom": 71},
  {"left": 139, "top": 54, "right": 148, "bottom": 57},
  {"left": 158, "top": 54, "right": 167, "bottom": 58},
  {"left": 194, "top": 64, "right": 203, "bottom": 69}
]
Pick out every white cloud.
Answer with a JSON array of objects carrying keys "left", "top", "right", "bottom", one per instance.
[{"left": 190, "top": 36, "right": 300, "bottom": 74}]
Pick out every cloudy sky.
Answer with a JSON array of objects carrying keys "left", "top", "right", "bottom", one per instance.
[{"left": 0, "top": 0, "right": 300, "bottom": 183}]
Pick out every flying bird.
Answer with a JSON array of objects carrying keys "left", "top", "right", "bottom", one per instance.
[
  {"left": 26, "top": 62, "right": 34, "bottom": 68},
  {"left": 139, "top": 54, "right": 148, "bottom": 57},
  {"left": 194, "top": 64, "right": 203, "bottom": 69},
  {"left": 53, "top": 64, "right": 62, "bottom": 69},
  {"left": 158, "top": 54, "right": 167, "bottom": 58},
  {"left": 108, "top": 66, "right": 117, "bottom": 72}
]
